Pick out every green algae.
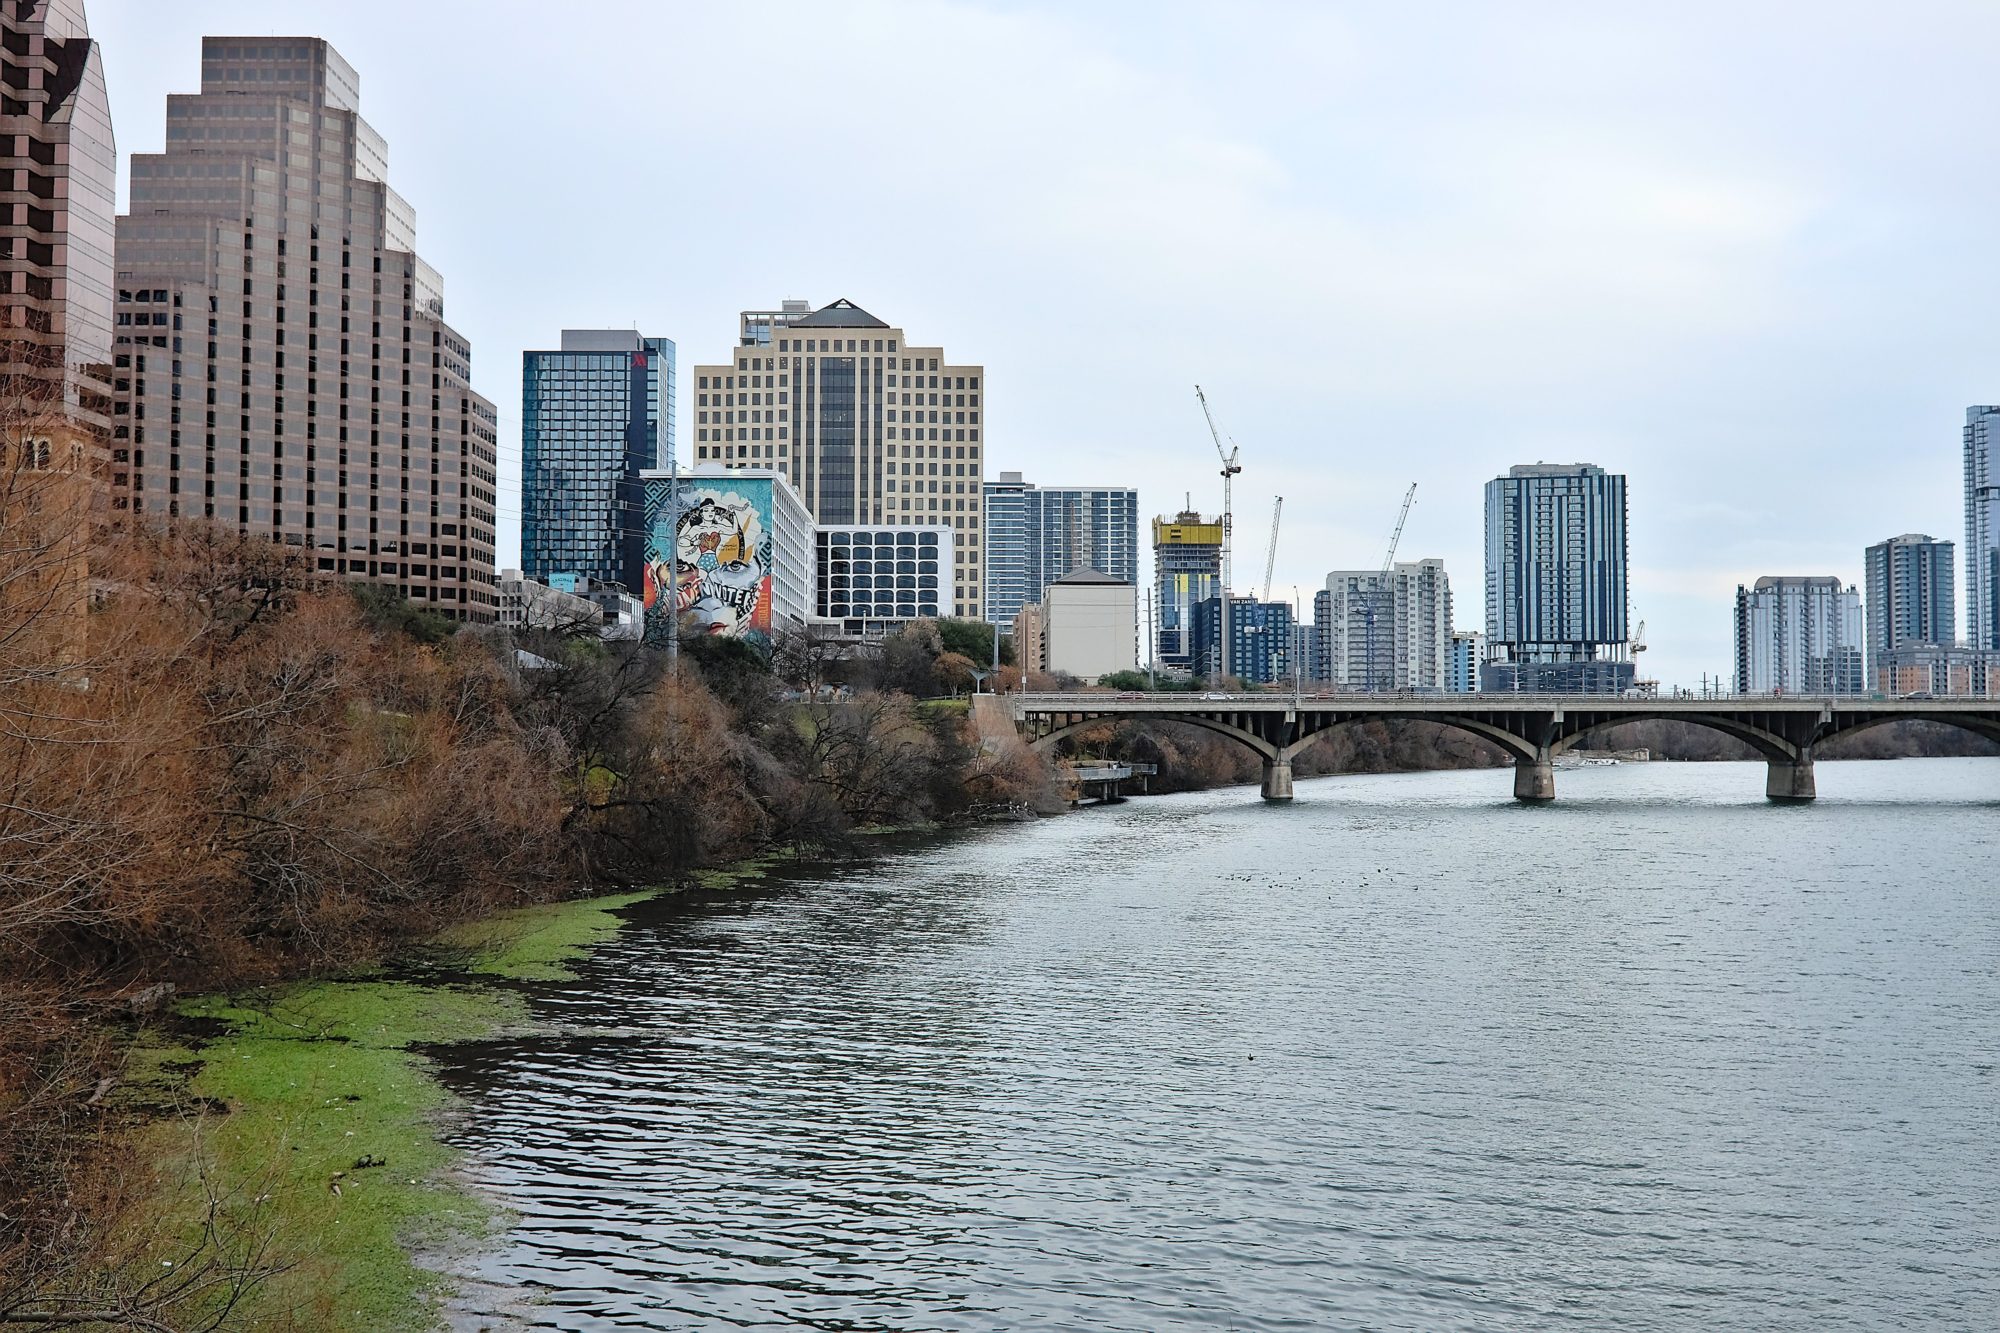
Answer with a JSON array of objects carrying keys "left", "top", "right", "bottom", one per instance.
[
  {"left": 117, "top": 982, "right": 527, "bottom": 1331},
  {"left": 429, "top": 888, "right": 656, "bottom": 982},
  {"left": 105, "top": 869, "right": 791, "bottom": 1328}
]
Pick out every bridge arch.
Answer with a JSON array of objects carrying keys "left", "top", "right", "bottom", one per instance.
[
  {"left": 1548, "top": 712, "right": 1802, "bottom": 764},
  {"left": 1278, "top": 711, "right": 1539, "bottom": 765},
  {"left": 1815, "top": 711, "right": 2000, "bottom": 752},
  {"left": 1027, "top": 712, "right": 1278, "bottom": 761}
]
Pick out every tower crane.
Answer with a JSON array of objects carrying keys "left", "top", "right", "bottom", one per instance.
[
  {"left": 1382, "top": 483, "right": 1417, "bottom": 571},
  {"left": 1195, "top": 385, "right": 1242, "bottom": 682},
  {"left": 1262, "top": 496, "right": 1283, "bottom": 601},
  {"left": 1364, "top": 484, "right": 1418, "bottom": 692}
]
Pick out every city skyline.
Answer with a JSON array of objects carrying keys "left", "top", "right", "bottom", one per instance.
[{"left": 88, "top": 1, "right": 2000, "bottom": 687}]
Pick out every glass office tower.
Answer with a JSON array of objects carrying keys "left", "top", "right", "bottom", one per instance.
[
  {"left": 521, "top": 329, "right": 675, "bottom": 594},
  {"left": 1482, "top": 462, "right": 1633, "bottom": 692}
]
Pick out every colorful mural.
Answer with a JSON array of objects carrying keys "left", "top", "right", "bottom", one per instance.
[{"left": 642, "top": 477, "right": 775, "bottom": 645}]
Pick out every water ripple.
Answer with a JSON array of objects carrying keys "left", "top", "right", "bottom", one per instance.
[{"left": 434, "top": 759, "right": 2000, "bottom": 1331}]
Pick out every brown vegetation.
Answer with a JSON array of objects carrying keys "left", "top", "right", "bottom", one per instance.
[{"left": 0, "top": 480, "right": 1053, "bottom": 1320}]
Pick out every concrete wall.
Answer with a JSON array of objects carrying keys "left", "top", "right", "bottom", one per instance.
[{"left": 1044, "top": 583, "right": 1136, "bottom": 680}]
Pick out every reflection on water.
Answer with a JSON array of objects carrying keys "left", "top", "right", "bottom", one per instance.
[{"left": 433, "top": 758, "right": 2000, "bottom": 1331}]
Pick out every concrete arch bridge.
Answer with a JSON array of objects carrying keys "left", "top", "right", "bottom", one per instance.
[{"left": 1009, "top": 692, "right": 2000, "bottom": 803}]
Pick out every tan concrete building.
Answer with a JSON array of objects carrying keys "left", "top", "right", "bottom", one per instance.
[
  {"left": 1012, "top": 601, "right": 1044, "bottom": 675},
  {"left": 108, "top": 37, "right": 499, "bottom": 620},
  {"left": 691, "top": 297, "right": 985, "bottom": 618},
  {"left": 1042, "top": 568, "right": 1136, "bottom": 681}
]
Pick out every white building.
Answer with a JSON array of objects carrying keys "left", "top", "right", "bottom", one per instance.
[
  {"left": 815, "top": 523, "right": 954, "bottom": 639},
  {"left": 1733, "top": 576, "right": 1864, "bottom": 695},
  {"left": 1449, "top": 629, "right": 1483, "bottom": 694},
  {"left": 1319, "top": 559, "right": 1453, "bottom": 691},
  {"left": 497, "top": 570, "right": 606, "bottom": 634},
  {"left": 1042, "top": 569, "right": 1136, "bottom": 680},
  {"left": 639, "top": 465, "right": 815, "bottom": 643},
  {"left": 1968, "top": 406, "right": 2000, "bottom": 650}
]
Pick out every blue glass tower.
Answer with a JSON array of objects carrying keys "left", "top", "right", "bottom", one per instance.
[
  {"left": 522, "top": 329, "right": 676, "bottom": 593},
  {"left": 981, "top": 472, "right": 1140, "bottom": 629}
]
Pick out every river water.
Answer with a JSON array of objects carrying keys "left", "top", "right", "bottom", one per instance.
[{"left": 434, "top": 758, "right": 2000, "bottom": 1331}]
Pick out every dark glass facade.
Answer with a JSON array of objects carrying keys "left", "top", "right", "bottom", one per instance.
[
  {"left": 522, "top": 332, "right": 675, "bottom": 593},
  {"left": 1193, "top": 594, "right": 1293, "bottom": 684}
]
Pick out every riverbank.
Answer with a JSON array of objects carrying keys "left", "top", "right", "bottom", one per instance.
[
  {"left": 81, "top": 883, "right": 695, "bottom": 1331},
  {"left": 1, "top": 530, "right": 1062, "bottom": 1317}
]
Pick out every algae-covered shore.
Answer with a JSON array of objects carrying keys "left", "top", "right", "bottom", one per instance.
[{"left": 98, "top": 881, "right": 705, "bottom": 1332}]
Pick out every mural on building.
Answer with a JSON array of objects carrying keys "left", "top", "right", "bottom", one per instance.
[{"left": 641, "top": 477, "right": 775, "bottom": 644}]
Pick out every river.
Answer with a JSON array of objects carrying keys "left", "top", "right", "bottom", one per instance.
[{"left": 433, "top": 757, "right": 2000, "bottom": 1331}]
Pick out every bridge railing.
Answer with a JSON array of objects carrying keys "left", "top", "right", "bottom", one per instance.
[{"left": 1006, "top": 690, "right": 1990, "bottom": 707}]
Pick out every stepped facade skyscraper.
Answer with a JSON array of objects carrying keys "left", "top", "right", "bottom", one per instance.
[
  {"left": 691, "top": 298, "right": 985, "bottom": 618},
  {"left": 109, "top": 37, "right": 499, "bottom": 620},
  {"left": 3, "top": 0, "right": 116, "bottom": 428}
]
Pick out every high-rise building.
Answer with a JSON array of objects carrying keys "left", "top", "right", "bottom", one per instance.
[
  {"left": 690, "top": 297, "right": 985, "bottom": 617},
  {"left": 1309, "top": 587, "right": 1333, "bottom": 683},
  {"left": 814, "top": 522, "right": 953, "bottom": 638},
  {"left": 1968, "top": 406, "right": 2000, "bottom": 650},
  {"left": 3, "top": 0, "right": 116, "bottom": 668},
  {"left": 1732, "top": 576, "right": 1864, "bottom": 695},
  {"left": 1193, "top": 594, "right": 1293, "bottom": 685},
  {"left": 1153, "top": 510, "right": 1221, "bottom": 672},
  {"left": 981, "top": 471, "right": 1138, "bottom": 628},
  {"left": 3, "top": 0, "right": 116, "bottom": 427},
  {"left": 109, "top": 38, "right": 499, "bottom": 619},
  {"left": 1863, "top": 533, "right": 1954, "bottom": 671},
  {"left": 1318, "top": 559, "right": 1452, "bottom": 691},
  {"left": 1448, "top": 630, "right": 1482, "bottom": 694},
  {"left": 1483, "top": 463, "right": 1632, "bottom": 692},
  {"left": 521, "top": 329, "right": 675, "bottom": 595}
]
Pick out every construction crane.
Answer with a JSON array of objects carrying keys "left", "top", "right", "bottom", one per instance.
[
  {"left": 1627, "top": 619, "right": 1656, "bottom": 697},
  {"left": 1262, "top": 496, "right": 1283, "bottom": 601},
  {"left": 1382, "top": 483, "right": 1417, "bottom": 571},
  {"left": 1364, "top": 484, "right": 1418, "bottom": 692},
  {"left": 1195, "top": 385, "right": 1242, "bottom": 682}
]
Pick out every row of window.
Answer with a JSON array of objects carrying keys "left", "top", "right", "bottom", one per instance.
[
  {"left": 698, "top": 426, "right": 980, "bottom": 445},
  {"left": 706, "top": 367, "right": 976, "bottom": 389}
]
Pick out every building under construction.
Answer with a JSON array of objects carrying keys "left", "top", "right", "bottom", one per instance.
[{"left": 1152, "top": 509, "right": 1221, "bottom": 672}]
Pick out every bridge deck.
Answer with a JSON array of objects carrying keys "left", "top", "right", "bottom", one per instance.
[{"left": 1005, "top": 692, "right": 2000, "bottom": 804}]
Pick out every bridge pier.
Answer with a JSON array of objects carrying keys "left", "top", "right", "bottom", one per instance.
[
  {"left": 1260, "top": 754, "right": 1294, "bottom": 802},
  {"left": 1514, "top": 751, "right": 1556, "bottom": 803},
  {"left": 1766, "top": 756, "right": 1816, "bottom": 802}
]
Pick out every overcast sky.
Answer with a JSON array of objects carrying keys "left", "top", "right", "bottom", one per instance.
[{"left": 94, "top": 1, "right": 2000, "bottom": 687}]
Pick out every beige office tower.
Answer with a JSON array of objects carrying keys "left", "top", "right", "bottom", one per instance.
[
  {"left": 109, "top": 38, "right": 499, "bottom": 620},
  {"left": 692, "top": 298, "right": 985, "bottom": 619}
]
